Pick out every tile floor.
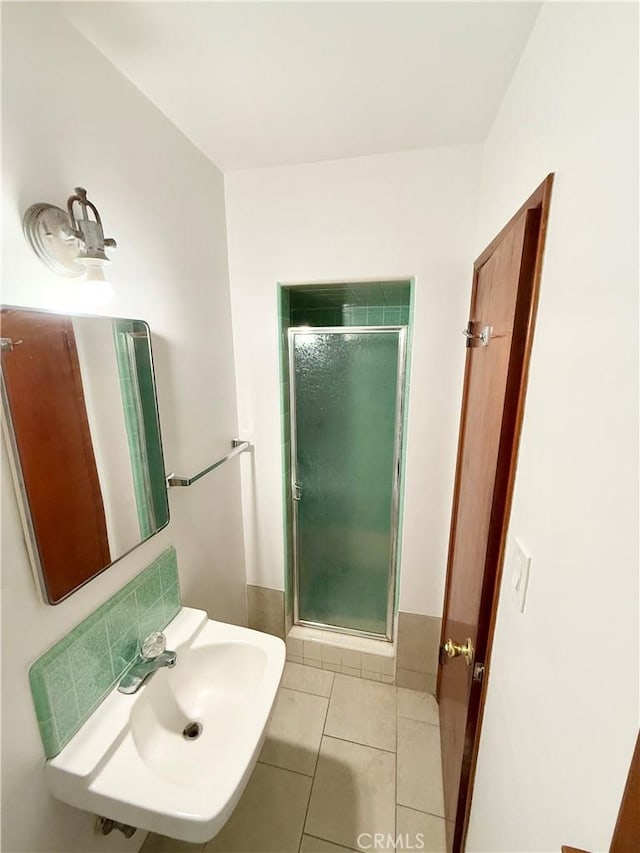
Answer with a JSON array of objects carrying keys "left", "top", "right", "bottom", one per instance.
[{"left": 142, "top": 663, "right": 446, "bottom": 853}]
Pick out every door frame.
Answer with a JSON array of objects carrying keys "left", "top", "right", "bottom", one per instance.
[
  {"left": 437, "top": 174, "right": 554, "bottom": 849},
  {"left": 288, "top": 325, "right": 407, "bottom": 641}
]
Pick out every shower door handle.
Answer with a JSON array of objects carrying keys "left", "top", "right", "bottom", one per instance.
[{"left": 292, "top": 482, "right": 302, "bottom": 501}]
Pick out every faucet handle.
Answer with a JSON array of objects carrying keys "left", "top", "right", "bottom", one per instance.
[{"left": 141, "top": 631, "right": 167, "bottom": 660}]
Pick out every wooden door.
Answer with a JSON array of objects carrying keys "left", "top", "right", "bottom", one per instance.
[
  {"left": 562, "top": 732, "right": 639, "bottom": 852},
  {"left": 437, "top": 176, "right": 554, "bottom": 851},
  {"left": 610, "top": 732, "right": 640, "bottom": 853},
  {"left": 1, "top": 308, "right": 111, "bottom": 602}
]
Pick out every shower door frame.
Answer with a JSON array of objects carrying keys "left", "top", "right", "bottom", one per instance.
[{"left": 288, "top": 325, "right": 407, "bottom": 641}]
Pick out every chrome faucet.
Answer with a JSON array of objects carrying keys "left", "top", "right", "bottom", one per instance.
[{"left": 118, "top": 631, "right": 177, "bottom": 695}]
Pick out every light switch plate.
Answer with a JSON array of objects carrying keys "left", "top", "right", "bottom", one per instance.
[{"left": 511, "top": 537, "right": 532, "bottom": 613}]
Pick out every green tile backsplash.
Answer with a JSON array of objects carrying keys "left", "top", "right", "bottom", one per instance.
[{"left": 29, "top": 547, "right": 180, "bottom": 758}]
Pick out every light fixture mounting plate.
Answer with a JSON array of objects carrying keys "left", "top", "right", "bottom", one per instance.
[{"left": 22, "top": 203, "right": 84, "bottom": 277}]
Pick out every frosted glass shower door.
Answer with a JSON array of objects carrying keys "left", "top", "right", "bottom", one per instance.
[{"left": 290, "top": 328, "right": 405, "bottom": 638}]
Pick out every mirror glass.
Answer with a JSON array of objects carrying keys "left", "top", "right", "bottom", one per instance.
[{"left": 1, "top": 307, "right": 170, "bottom": 603}]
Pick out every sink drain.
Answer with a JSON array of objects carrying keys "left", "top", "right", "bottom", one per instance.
[{"left": 182, "top": 721, "right": 203, "bottom": 741}]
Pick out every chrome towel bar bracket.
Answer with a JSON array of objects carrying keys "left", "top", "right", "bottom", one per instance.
[{"left": 166, "top": 440, "right": 252, "bottom": 488}]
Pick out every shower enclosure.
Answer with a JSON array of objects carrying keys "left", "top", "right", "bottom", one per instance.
[{"left": 288, "top": 326, "right": 406, "bottom": 639}]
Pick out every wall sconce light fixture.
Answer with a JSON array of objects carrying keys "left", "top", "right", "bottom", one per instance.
[{"left": 23, "top": 187, "right": 116, "bottom": 287}]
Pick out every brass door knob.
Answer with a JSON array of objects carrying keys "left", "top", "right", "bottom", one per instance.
[{"left": 442, "top": 637, "right": 474, "bottom": 666}]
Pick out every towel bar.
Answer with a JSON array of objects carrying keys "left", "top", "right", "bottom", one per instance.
[{"left": 166, "top": 440, "right": 251, "bottom": 487}]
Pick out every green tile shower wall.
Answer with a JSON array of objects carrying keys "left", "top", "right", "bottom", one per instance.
[
  {"left": 289, "top": 281, "right": 411, "bottom": 328},
  {"left": 29, "top": 547, "right": 180, "bottom": 759}
]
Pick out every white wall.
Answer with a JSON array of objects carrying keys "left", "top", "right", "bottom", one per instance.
[
  {"left": 225, "top": 145, "right": 482, "bottom": 616},
  {"left": 467, "top": 4, "right": 639, "bottom": 851},
  {"left": 1, "top": 5, "right": 247, "bottom": 852}
]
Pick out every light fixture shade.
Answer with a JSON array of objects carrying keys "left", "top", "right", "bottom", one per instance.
[
  {"left": 89, "top": 278, "right": 114, "bottom": 307},
  {"left": 77, "top": 259, "right": 114, "bottom": 305},
  {"left": 82, "top": 260, "right": 107, "bottom": 283}
]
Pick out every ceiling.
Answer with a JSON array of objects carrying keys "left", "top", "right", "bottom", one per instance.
[{"left": 59, "top": 2, "right": 541, "bottom": 172}]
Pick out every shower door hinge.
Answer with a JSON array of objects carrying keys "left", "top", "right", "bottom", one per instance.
[
  {"left": 473, "top": 662, "right": 485, "bottom": 683},
  {"left": 292, "top": 482, "right": 302, "bottom": 501},
  {"left": 463, "top": 321, "right": 492, "bottom": 348}
]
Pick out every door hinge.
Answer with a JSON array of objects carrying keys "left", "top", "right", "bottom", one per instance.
[
  {"left": 473, "top": 662, "right": 485, "bottom": 683},
  {"left": 292, "top": 482, "right": 302, "bottom": 501},
  {"left": 463, "top": 322, "right": 492, "bottom": 348}
]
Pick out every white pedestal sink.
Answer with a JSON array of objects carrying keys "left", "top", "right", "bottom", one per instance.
[{"left": 46, "top": 607, "right": 285, "bottom": 843}]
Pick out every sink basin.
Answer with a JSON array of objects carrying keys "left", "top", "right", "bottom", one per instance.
[{"left": 46, "top": 607, "right": 285, "bottom": 843}]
